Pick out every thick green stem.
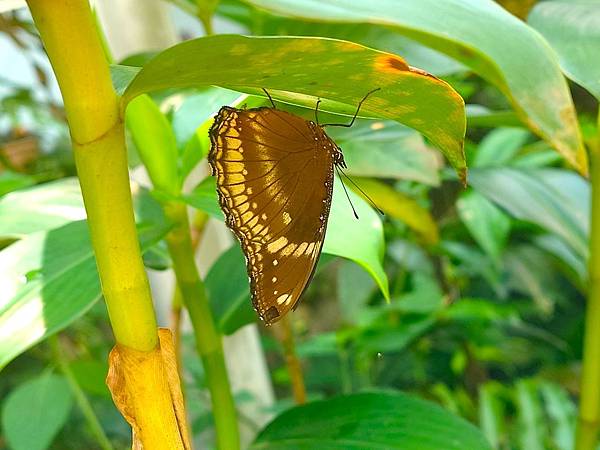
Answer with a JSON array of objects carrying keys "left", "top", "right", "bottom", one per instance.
[
  {"left": 50, "top": 336, "right": 114, "bottom": 450},
  {"left": 576, "top": 113, "right": 600, "bottom": 450},
  {"left": 165, "top": 202, "right": 240, "bottom": 450}
]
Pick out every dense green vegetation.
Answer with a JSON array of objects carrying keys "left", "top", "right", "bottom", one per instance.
[{"left": 1, "top": 0, "right": 599, "bottom": 449}]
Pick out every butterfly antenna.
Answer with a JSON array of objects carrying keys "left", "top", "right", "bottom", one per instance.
[
  {"left": 322, "top": 87, "right": 381, "bottom": 128},
  {"left": 314, "top": 98, "right": 322, "bottom": 125},
  {"left": 336, "top": 167, "right": 359, "bottom": 219},
  {"left": 338, "top": 168, "right": 385, "bottom": 216},
  {"left": 262, "top": 88, "right": 276, "bottom": 108}
]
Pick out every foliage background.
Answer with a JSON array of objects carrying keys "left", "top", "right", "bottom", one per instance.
[{"left": 0, "top": 0, "right": 597, "bottom": 449}]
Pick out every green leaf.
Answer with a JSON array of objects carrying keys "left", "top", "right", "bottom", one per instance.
[
  {"left": 529, "top": 0, "right": 600, "bottom": 100},
  {"left": 0, "top": 177, "right": 166, "bottom": 239},
  {"left": 456, "top": 190, "right": 510, "bottom": 263},
  {"left": 469, "top": 168, "right": 588, "bottom": 259},
  {"left": 515, "top": 380, "right": 545, "bottom": 450},
  {"left": 251, "top": 391, "right": 493, "bottom": 450},
  {"left": 205, "top": 245, "right": 255, "bottom": 334},
  {"left": 337, "top": 260, "right": 376, "bottom": 324},
  {"left": 350, "top": 177, "right": 439, "bottom": 245},
  {"left": 504, "top": 245, "right": 560, "bottom": 315},
  {"left": 0, "top": 220, "right": 168, "bottom": 369},
  {"left": 0, "top": 178, "right": 85, "bottom": 239},
  {"left": 357, "top": 316, "right": 435, "bottom": 354},
  {"left": 395, "top": 272, "right": 444, "bottom": 314},
  {"left": 0, "top": 171, "right": 36, "bottom": 197},
  {"left": 126, "top": 94, "right": 180, "bottom": 196},
  {"left": 2, "top": 373, "right": 73, "bottom": 450},
  {"left": 185, "top": 176, "right": 389, "bottom": 300},
  {"left": 327, "top": 120, "right": 440, "bottom": 185},
  {"left": 119, "top": 34, "right": 466, "bottom": 180},
  {"left": 324, "top": 177, "right": 388, "bottom": 299},
  {"left": 466, "top": 105, "right": 522, "bottom": 128},
  {"left": 540, "top": 382, "right": 575, "bottom": 450},
  {"left": 472, "top": 127, "right": 530, "bottom": 168},
  {"left": 478, "top": 382, "right": 506, "bottom": 449},
  {"left": 244, "top": 0, "right": 587, "bottom": 174},
  {"left": 183, "top": 177, "right": 225, "bottom": 220},
  {"left": 217, "top": 4, "right": 465, "bottom": 76},
  {"left": 69, "top": 359, "right": 111, "bottom": 398},
  {"left": 171, "top": 88, "right": 243, "bottom": 148}
]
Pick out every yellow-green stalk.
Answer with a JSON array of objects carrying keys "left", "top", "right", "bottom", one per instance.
[
  {"left": 576, "top": 111, "right": 600, "bottom": 449},
  {"left": 26, "top": 1, "right": 184, "bottom": 447}
]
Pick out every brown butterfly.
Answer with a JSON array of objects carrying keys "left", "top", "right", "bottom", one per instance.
[{"left": 208, "top": 89, "right": 379, "bottom": 325}]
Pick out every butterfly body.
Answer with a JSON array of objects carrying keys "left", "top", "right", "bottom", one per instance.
[{"left": 209, "top": 106, "right": 344, "bottom": 324}]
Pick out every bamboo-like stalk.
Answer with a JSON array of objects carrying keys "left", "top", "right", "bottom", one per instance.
[
  {"left": 576, "top": 112, "right": 600, "bottom": 449},
  {"left": 164, "top": 202, "right": 240, "bottom": 450},
  {"left": 26, "top": 1, "right": 184, "bottom": 447}
]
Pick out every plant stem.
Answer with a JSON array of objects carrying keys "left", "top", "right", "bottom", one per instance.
[
  {"left": 49, "top": 335, "right": 114, "bottom": 450},
  {"left": 277, "top": 316, "right": 306, "bottom": 404},
  {"left": 27, "top": 2, "right": 186, "bottom": 447},
  {"left": 171, "top": 210, "right": 208, "bottom": 382},
  {"left": 27, "top": 0, "right": 158, "bottom": 351},
  {"left": 576, "top": 111, "right": 600, "bottom": 450},
  {"left": 164, "top": 201, "right": 240, "bottom": 450}
]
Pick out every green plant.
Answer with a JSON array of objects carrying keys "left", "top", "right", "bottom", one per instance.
[{"left": 1, "top": 0, "right": 598, "bottom": 448}]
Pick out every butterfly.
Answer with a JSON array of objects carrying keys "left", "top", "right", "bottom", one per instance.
[{"left": 208, "top": 89, "right": 379, "bottom": 325}]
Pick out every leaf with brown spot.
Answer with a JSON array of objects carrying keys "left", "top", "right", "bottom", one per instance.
[
  {"left": 242, "top": 0, "right": 587, "bottom": 175},
  {"left": 117, "top": 35, "right": 466, "bottom": 183}
]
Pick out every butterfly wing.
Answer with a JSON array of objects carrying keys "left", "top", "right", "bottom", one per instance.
[{"left": 209, "top": 106, "right": 335, "bottom": 324}]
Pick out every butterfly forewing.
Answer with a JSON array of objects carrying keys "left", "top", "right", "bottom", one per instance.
[{"left": 209, "top": 106, "right": 336, "bottom": 324}]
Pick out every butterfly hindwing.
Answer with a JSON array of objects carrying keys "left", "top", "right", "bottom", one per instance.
[{"left": 209, "top": 106, "right": 336, "bottom": 324}]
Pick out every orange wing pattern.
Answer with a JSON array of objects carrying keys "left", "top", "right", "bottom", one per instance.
[{"left": 208, "top": 106, "right": 340, "bottom": 324}]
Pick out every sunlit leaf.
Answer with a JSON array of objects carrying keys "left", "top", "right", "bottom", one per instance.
[
  {"left": 244, "top": 0, "right": 587, "bottom": 174},
  {"left": 117, "top": 35, "right": 466, "bottom": 180},
  {"left": 0, "top": 221, "right": 169, "bottom": 368}
]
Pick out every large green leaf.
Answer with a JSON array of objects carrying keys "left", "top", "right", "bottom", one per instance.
[
  {"left": 327, "top": 120, "right": 440, "bottom": 185},
  {"left": 0, "top": 177, "right": 166, "bottom": 239},
  {"left": 2, "top": 373, "right": 73, "bottom": 450},
  {"left": 217, "top": 2, "right": 465, "bottom": 76},
  {"left": 0, "top": 221, "right": 168, "bottom": 369},
  {"left": 529, "top": 0, "right": 600, "bottom": 100},
  {"left": 119, "top": 34, "right": 466, "bottom": 180},
  {"left": 324, "top": 177, "right": 388, "bottom": 298},
  {"left": 469, "top": 168, "right": 588, "bottom": 259},
  {"left": 0, "top": 178, "right": 85, "bottom": 239},
  {"left": 251, "top": 391, "right": 492, "bottom": 449},
  {"left": 244, "top": 0, "right": 587, "bottom": 174},
  {"left": 184, "top": 176, "right": 389, "bottom": 299}
]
